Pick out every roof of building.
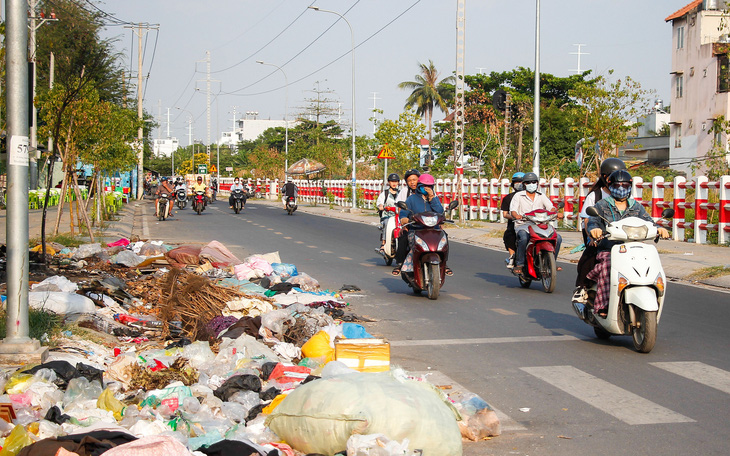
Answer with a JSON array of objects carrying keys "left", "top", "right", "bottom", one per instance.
[{"left": 665, "top": 0, "right": 702, "bottom": 22}]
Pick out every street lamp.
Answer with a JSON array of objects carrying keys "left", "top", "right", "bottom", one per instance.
[
  {"left": 308, "top": 6, "right": 357, "bottom": 209},
  {"left": 256, "top": 60, "right": 289, "bottom": 171},
  {"left": 533, "top": 0, "right": 541, "bottom": 176}
]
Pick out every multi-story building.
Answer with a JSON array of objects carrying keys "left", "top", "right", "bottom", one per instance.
[
  {"left": 218, "top": 111, "right": 294, "bottom": 148},
  {"left": 666, "top": 0, "right": 730, "bottom": 176}
]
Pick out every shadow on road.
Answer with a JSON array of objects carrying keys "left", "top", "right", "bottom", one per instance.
[{"left": 474, "top": 271, "right": 519, "bottom": 289}]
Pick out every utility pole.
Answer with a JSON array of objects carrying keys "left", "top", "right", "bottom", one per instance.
[
  {"left": 196, "top": 51, "right": 219, "bottom": 163},
  {"left": 570, "top": 43, "right": 589, "bottom": 73},
  {"left": 370, "top": 91, "right": 381, "bottom": 134},
  {"left": 454, "top": 0, "right": 466, "bottom": 222},
  {"left": 533, "top": 0, "right": 541, "bottom": 176},
  {"left": 0, "top": 0, "right": 46, "bottom": 362}
]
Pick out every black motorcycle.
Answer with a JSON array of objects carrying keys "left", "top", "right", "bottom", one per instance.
[{"left": 231, "top": 189, "right": 246, "bottom": 214}]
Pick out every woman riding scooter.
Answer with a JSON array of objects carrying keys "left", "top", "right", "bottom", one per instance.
[{"left": 392, "top": 173, "right": 453, "bottom": 277}]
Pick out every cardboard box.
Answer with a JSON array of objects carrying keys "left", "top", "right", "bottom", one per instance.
[{"left": 334, "top": 338, "right": 390, "bottom": 372}]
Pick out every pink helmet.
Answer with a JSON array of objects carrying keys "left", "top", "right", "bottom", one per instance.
[{"left": 418, "top": 173, "right": 435, "bottom": 186}]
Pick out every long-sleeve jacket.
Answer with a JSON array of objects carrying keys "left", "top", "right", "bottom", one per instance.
[
  {"left": 399, "top": 193, "right": 444, "bottom": 222},
  {"left": 586, "top": 196, "right": 655, "bottom": 250}
]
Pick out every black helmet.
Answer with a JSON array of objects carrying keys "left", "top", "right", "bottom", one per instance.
[
  {"left": 600, "top": 158, "right": 626, "bottom": 177},
  {"left": 404, "top": 168, "right": 421, "bottom": 180},
  {"left": 387, "top": 173, "right": 400, "bottom": 182},
  {"left": 607, "top": 169, "right": 632, "bottom": 185},
  {"left": 522, "top": 172, "right": 538, "bottom": 184}
]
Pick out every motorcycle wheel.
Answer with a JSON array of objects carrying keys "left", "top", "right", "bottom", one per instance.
[
  {"left": 593, "top": 325, "right": 612, "bottom": 339},
  {"left": 426, "top": 263, "right": 440, "bottom": 300},
  {"left": 385, "top": 257, "right": 393, "bottom": 266},
  {"left": 632, "top": 309, "right": 657, "bottom": 353},
  {"left": 234, "top": 203, "right": 240, "bottom": 214},
  {"left": 177, "top": 201, "right": 184, "bottom": 210},
  {"left": 159, "top": 204, "right": 166, "bottom": 221},
  {"left": 518, "top": 275, "right": 532, "bottom": 288},
  {"left": 402, "top": 272, "right": 421, "bottom": 294},
  {"left": 195, "top": 203, "right": 202, "bottom": 215},
  {"left": 539, "top": 251, "right": 557, "bottom": 293}
]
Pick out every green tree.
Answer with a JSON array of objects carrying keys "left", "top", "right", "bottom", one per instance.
[
  {"left": 398, "top": 60, "right": 455, "bottom": 166},
  {"left": 373, "top": 109, "right": 427, "bottom": 175}
]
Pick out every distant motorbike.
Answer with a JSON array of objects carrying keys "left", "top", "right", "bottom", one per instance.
[
  {"left": 193, "top": 191, "right": 206, "bottom": 215},
  {"left": 572, "top": 207, "right": 674, "bottom": 353},
  {"left": 231, "top": 189, "right": 246, "bottom": 214},
  {"left": 245, "top": 186, "right": 256, "bottom": 199},
  {"left": 379, "top": 206, "right": 401, "bottom": 266},
  {"left": 157, "top": 193, "right": 171, "bottom": 221},
  {"left": 396, "top": 200, "right": 458, "bottom": 300},
  {"left": 514, "top": 208, "right": 560, "bottom": 293},
  {"left": 175, "top": 188, "right": 187, "bottom": 209},
  {"left": 285, "top": 196, "right": 297, "bottom": 215}
]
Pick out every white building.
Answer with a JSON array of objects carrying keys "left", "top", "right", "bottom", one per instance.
[
  {"left": 637, "top": 101, "right": 670, "bottom": 137},
  {"left": 218, "top": 112, "right": 295, "bottom": 147},
  {"left": 666, "top": 0, "right": 730, "bottom": 176},
  {"left": 153, "top": 138, "right": 179, "bottom": 157}
]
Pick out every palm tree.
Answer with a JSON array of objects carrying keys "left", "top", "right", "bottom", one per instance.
[{"left": 398, "top": 60, "right": 455, "bottom": 166}]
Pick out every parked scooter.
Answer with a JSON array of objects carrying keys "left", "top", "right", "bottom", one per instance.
[
  {"left": 245, "top": 185, "right": 256, "bottom": 199},
  {"left": 396, "top": 200, "right": 458, "bottom": 300},
  {"left": 231, "top": 189, "right": 246, "bottom": 214},
  {"left": 513, "top": 208, "right": 560, "bottom": 293},
  {"left": 379, "top": 206, "right": 401, "bottom": 266},
  {"left": 175, "top": 188, "right": 187, "bottom": 210},
  {"left": 572, "top": 207, "right": 674, "bottom": 353},
  {"left": 157, "top": 192, "right": 171, "bottom": 221},
  {"left": 193, "top": 191, "right": 206, "bottom": 215},
  {"left": 285, "top": 196, "right": 297, "bottom": 215}
]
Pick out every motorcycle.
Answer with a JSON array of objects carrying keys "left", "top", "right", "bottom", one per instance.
[
  {"left": 396, "top": 200, "right": 458, "bottom": 300},
  {"left": 245, "top": 186, "right": 256, "bottom": 199},
  {"left": 285, "top": 196, "right": 297, "bottom": 215},
  {"left": 231, "top": 189, "right": 246, "bottom": 214},
  {"left": 378, "top": 206, "right": 401, "bottom": 266},
  {"left": 193, "top": 191, "right": 206, "bottom": 215},
  {"left": 175, "top": 188, "right": 187, "bottom": 209},
  {"left": 157, "top": 193, "right": 171, "bottom": 221},
  {"left": 514, "top": 208, "right": 560, "bottom": 293},
  {"left": 572, "top": 207, "right": 674, "bottom": 353}
]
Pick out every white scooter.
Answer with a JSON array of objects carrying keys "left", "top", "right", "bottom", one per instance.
[
  {"left": 573, "top": 207, "right": 674, "bottom": 353},
  {"left": 378, "top": 206, "right": 401, "bottom": 266}
]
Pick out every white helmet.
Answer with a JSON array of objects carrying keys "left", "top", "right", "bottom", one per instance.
[{"left": 287, "top": 176, "right": 293, "bottom": 182}]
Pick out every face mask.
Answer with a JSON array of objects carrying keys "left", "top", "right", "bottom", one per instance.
[
  {"left": 514, "top": 183, "right": 523, "bottom": 191},
  {"left": 525, "top": 183, "right": 538, "bottom": 193},
  {"left": 610, "top": 185, "right": 631, "bottom": 201}
]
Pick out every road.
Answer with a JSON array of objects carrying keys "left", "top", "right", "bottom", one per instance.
[{"left": 146, "top": 199, "right": 730, "bottom": 456}]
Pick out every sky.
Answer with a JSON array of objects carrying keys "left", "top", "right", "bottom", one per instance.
[{"left": 97, "top": 0, "right": 693, "bottom": 145}]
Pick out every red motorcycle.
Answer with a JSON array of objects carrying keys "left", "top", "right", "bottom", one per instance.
[
  {"left": 193, "top": 191, "right": 206, "bottom": 215},
  {"left": 396, "top": 200, "right": 458, "bottom": 300},
  {"left": 514, "top": 208, "right": 559, "bottom": 293}
]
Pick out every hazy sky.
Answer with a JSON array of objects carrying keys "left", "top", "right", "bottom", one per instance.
[{"left": 98, "top": 0, "right": 691, "bottom": 144}]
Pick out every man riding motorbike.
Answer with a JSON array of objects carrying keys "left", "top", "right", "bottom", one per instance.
[
  {"left": 281, "top": 176, "right": 298, "bottom": 206},
  {"left": 155, "top": 177, "right": 175, "bottom": 218},
  {"left": 392, "top": 173, "right": 453, "bottom": 277},
  {"left": 501, "top": 172, "right": 525, "bottom": 269},
  {"left": 585, "top": 169, "right": 670, "bottom": 317},
  {"left": 191, "top": 176, "right": 209, "bottom": 207},
  {"left": 229, "top": 178, "right": 246, "bottom": 209},
  {"left": 376, "top": 173, "right": 401, "bottom": 253},
  {"left": 572, "top": 157, "right": 627, "bottom": 304},
  {"left": 509, "top": 172, "right": 562, "bottom": 276}
]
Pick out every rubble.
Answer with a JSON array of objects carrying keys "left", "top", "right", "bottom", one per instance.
[{"left": 0, "top": 237, "right": 498, "bottom": 455}]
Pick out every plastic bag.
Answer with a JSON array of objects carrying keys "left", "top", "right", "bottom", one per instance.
[
  {"left": 30, "top": 276, "right": 78, "bottom": 293},
  {"left": 72, "top": 243, "right": 102, "bottom": 260},
  {"left": 301, "top": 331, "right": 335, "bottom": 363},
  {"left": 271, "top": 263, "right": 298, "bottom": 280},
  {"left": 138, "top": 242, "right": 166, "bottom": 256},
  {"left": 266, "top": 371, "right": 462, "bottom": 456},
  {"left": 28, "top": 291, "right": 95, "bottom": 316},
  {"left": 112, "top": 250, "right": 144, "bottom": 267},
  {"left": 346, "top": 434, "right": 411, "bottom": 456},
  {"left": 4, "top": 373, "right": 35, "bottom": 394},
  {"left": 0, "top": 425, "right": 33, "bottom": 456},
  {"left": 199, "top": 240, "right": 242, "bottom": 266},
  {"left": 287, "top": 272, "right": 320, "bottom": 291},
  {"left": 97, "top": 388, "right": 126, "bottom": 420},
  {"left": 342, "top": 323, "right": 373, "bottom": 339}
]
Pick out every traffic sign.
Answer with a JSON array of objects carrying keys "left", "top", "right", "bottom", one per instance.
[
  {"left": 225, "top": 167, "right": 233, "bottom": 172},
  {"left": 210, "top": 164, "right": 217, "bottom": 173},
  {"left": 197, "top": 164, "right": 208, "bottom": 174},
  {"left": 377, "top": 144, "right": 395, "bottom": 160}
]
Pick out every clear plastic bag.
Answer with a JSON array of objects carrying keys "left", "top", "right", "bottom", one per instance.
[{"left": 287, "top": 272, "right": 320, "bottom": 291}]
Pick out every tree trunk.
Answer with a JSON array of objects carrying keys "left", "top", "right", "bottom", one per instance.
[
  {"left": 53, "top": 171, "right": 67, "bottom": 236},
  {"left": 40, "top": 154, "right": 56, "bottom": 263},
  {"left": 71, "top": 171, "right": 95, "bottom": 242},
  {"left": 426, "top": 107, "right": 433, "bottom": 167},
  {"left": 517, "top": 122, "right": 524, "bottom": 170}
]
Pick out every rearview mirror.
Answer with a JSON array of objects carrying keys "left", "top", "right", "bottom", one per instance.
[
  {"left": 585, "top": 206, "right": 599, "bottom": 217},
  {"left": 396, "top": 201, "right": 408, "bottom": 210},
  {"left": 661, "top": 208, "right": 675, "bottom": 219},
  {"left": 448, "top": 201, "right": 459, "bottom": 211},
  {"left": 557, "top": 201, "right": 565, "bottom": 210}
]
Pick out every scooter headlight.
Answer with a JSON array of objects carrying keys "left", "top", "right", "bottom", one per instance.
[
  {"left": 421, "top": 215, "right": 439, "bottom": 227},
  {"left": 617, "top": 273, "right": 630, "bottom": 296},
  {"left": 654, "top": 274, "right": 665, "bottom": 296},
  {"left": 437, "top": 234, "right": 448, "bottom": 250},
  {"left": 415, "top": 237, "right": 429, "bottom": 251},
  {"left": 622, "top": 225, "right": 649, "bottom": 240}
]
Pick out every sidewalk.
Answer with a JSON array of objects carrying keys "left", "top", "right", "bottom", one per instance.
[{"left": 254, "top": 199, "right": 730, "bottom": 290}]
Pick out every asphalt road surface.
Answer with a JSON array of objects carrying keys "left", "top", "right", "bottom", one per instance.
[{"left": 146, "top": 199, "right": 730, "bottom": 456}]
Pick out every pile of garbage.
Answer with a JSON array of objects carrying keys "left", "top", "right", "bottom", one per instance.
[{"left": 0, "top": 238, "right": 499, "bottom": 455}]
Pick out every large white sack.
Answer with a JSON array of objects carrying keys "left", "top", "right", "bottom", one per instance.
[
  {"left": 266, "top": 370, "right": 462, "bottom": 456},
  {"left": 28, "top": 291, "right": 96, "bottom": 315}
]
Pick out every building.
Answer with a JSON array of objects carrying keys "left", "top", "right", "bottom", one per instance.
[
  {"left": 153, "top": 138, "right": 179, "bottom": 157},
  {"left": 619, "top": 101, "right": 671, "bottom": 166},
  {"left": 666, "top": 0, "right": 730, "bottom": 176},
  {"left": 218, "top": 112, "right": 295, "bottom": 148}
]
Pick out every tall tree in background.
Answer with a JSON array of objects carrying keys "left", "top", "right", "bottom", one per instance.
[{"left": 398, "top": 60, "right": 454, "bottom": 166}]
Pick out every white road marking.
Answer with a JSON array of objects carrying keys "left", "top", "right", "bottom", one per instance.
[
  {"left": 521, "top": 366, "right": 694, "bottom": 425},
  {"left": 390, "top": 335, "right": 581, "bottom": 347},
  {"left": 359, "top": 262, "right": 375, "bottom": 267},
  {"left": 283, "top": 236, "right": 292, "bottom": 240},
  {"left": 322, "top": 250, "right": 333, "bottom": 254},
  {"left": 274, "top": 232, "right": 282, "bottom": 235},
  {"left": 339, "top": 256, "right": 352, "bottom": 260},
  {"left": 307, "top": 245, "right": 317, "bottom": 248},
  {"left": 295, "top": 241, "right": 304, "bottom": 244},
  {"left": 447, "top": 293, "right": 472, "bottom": 300},
  {"left": 492, "top": 308, "right": 518, "bottom": 316},
  {"left": 651, "top": 362, "right": 730, "bottom": 395}
]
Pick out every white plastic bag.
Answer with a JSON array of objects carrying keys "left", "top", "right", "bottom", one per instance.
[
  {"left": 346, "top": 434, "right": 411, "bottom": 456},
  {"left": 31, "top": 276, "right": 78, "bottom": 293},
  {"left": 28, "top": 291, "right": 96, "bottom": 315}
]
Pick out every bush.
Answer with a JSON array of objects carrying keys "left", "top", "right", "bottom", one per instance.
[{"left": 0, "top": 308, "right": 63, "bottom": 342}]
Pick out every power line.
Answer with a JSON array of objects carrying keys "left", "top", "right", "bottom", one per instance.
[
  {"left": 211, "top": 0, "right": 287, "bottom": 52},
  {"left": 143, "top": 29, "right": 160, "bottom": 100}
]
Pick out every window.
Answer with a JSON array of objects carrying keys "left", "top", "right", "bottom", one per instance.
[
  {"left": 676, "top": 75, "right": 684, "bottom": 98},
  {"left": 719, "top": 54, "right": 730, "bottom": 93},
  {"left": 675, "top": 125, "right": 682, "bottom": 148},
  {"left": 677, "top": 26, "right": 685, "bottom": 49}
]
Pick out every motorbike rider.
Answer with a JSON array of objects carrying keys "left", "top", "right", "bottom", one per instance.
[
  {"left": 191, "top": 176, "right": 209, "bottom": 206},
  {"left": 501, "top": 172, "right": 525, "bottom": 269},
  {"left": 281, "top": 176, "right": 298, "bottom": 206},
  {"left": 211, "top": 178, "right": 218, "bottom": 202},
  {"left": 376, "top": 173, "right": 401, "bottom": 253},
  {"left": 395, "top": 168, "right": 421, "bottom": 202},
  {"left": 229, "top": 177, "right": 246, "bottom": 209},
  {"left": 391, "top": 173, "right": 452, "bottom": 276},
  {"left": 155, "top": 176, "right": 175, "bottom": 218},
  {"left": 572, "top": 157, "right": 628, "bottom": 304},
  {"left": 585, "top": 169, "right": 670, "bottom": 317},
  {"left": 509, "top": 172, "right": 563, "bottom": 276}
]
